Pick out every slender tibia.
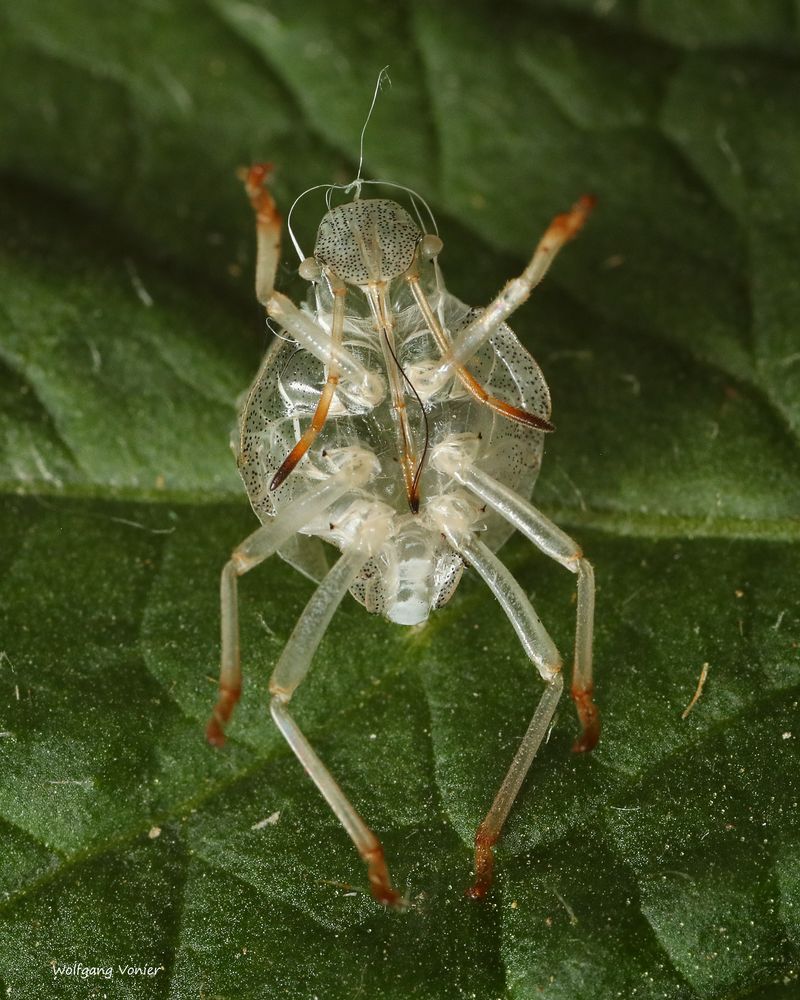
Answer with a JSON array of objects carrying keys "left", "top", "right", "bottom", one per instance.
[
  {"left": 269, "top": 551, "right": 405, "bottom": 908},
  {"left": 406, "top": 275, "right": 554, "bottom": 432},
  {"left": 435, "top": 521, "right": 564, "bottom": 899},
  {"left": 572, "top": 559, "right": 598, "bottom": 752},
  {"left": 470, "top": 675, "right": 563, "bottom": 899},
  {"left": 239, "top": 163, "right": 282, "bottom": 306},
  {"left": 271, "top": 700, "right": 401, "bottom": 906},
  {"left": 207, "top": 452, "right": 376, "bottom": 746},
  {"left": 433, "top": 449, "right": 599, "bottom": 752},
  {"left": 270, "top": 283, "right": 346, "bottom": 491},
  {"left": 434, "top": 195, "right": 595, "bottom": 378}
]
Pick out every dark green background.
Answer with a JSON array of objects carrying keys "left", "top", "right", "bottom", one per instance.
[{"left": 0, "top": 2, "right": 798, "bottom": 998}]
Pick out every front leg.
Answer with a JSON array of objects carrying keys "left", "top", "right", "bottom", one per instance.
[
  {"left": 269, "top": 275, "right": 347, "bottom": 491},
  {"left": 433, "top": 195, "right": 595, "bottom": 378},
  {"left": 241, "top": 165, "right": 384, "bottom": 415},
  {"left": 240, "top": 163, "right": 282, "bottom": 306},
  {"left": 405, "top": 273, "right": 555, "bottom": 433}
]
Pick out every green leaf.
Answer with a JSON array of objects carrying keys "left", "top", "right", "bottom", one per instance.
[{"left": 1, "top": 2, "right": 799, "bottom": 998}]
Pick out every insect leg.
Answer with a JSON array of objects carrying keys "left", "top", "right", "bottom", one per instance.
[
  {"left": 240, "top": 166, "right": 383, "bottom": 411},
  {"left": 433, "top": 442, "right": 599, "bottom": 753},
  {"left": 431, "top": 502, "right": 563, "bottom": 900},
  {"left": 406, "top": 275, "right": 554, "bottom": 432},
  {"left": 267, "top": 293, "right": 383, "bottom": 408},
  {"left": 433, "top": 195, "right": 595, "bottom": 377},
  {"left": 241, "top": 163, "right": 380, "bottom": 404},
  {"left": 240, "top": 163, "right": 282, "bottom": 305},
  {"left": 365, "top": 284, "right": 423, "bottom": 513},
  {"left": 207, "top": 448, "right": 378, "bottom": 746},
  {"left": 270, "top": 281, "right": 346, "bottom": 491},
  {"left": 269, "top": 547, "right": 405, "bottom": 909}
]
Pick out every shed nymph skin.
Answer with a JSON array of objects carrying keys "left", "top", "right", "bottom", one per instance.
[{"left": 207, "top": 162, "right": 598, "bottom": 908}]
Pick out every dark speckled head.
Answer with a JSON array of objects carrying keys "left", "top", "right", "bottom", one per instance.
[{"left": 313, "top": 198, "right": 420, "bottom": 285}]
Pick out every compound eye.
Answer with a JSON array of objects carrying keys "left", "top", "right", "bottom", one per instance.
[
  {"left": 420, "top": 234, "right": 443, "bottom": 260},
  {"left": 299, "top": 256, "right": 322, "bottom": 281}
]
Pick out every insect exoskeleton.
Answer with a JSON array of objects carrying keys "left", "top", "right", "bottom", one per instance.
[{"left": 208, "top": 157, "right": 599, "bottom": 909}]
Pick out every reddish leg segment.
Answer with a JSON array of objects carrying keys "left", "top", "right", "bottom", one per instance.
[
  {"left": 239, "top": 162, "right": 282, "bottom": 306},
  {"left": 406, "top": 273, "right": 555, "bottom": 433},
  {"left": 434, "top": 195, "right": 596, "bottom": 378},
  {"left": 270, "top": 282, "right": 346, "bottom": 491}
]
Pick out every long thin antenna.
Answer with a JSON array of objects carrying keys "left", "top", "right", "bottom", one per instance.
[
  {"left": 286, "top": 182, "right": 334, "bottom": 261},
  {"left": 352, "top": 66, "right": 391, "bottom": 200},
  {"left": 285, "top": 68, "right": 444, "bottom": 262},
  {"left": 285, "top": 67, "right": 392, "bottom": 260}
]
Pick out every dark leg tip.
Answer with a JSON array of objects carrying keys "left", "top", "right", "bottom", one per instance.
[
  {"left": 465, "top": 880, "right": 490, "bottom": 902},
  {"left": 371, "top": 884, "right": 408, "bottom": 910},
  {"left": 365, "top": 844, "right": 407, "bottom": 911},
  {"left": 571, "top": 686, "right": 600, "bottom": 754},
  {"left": 206, "top": 687, "right": 240, "bottom": 747},
  {"left": 467, "top": 828, "right": 497, "bottom": 902},
  {"left": 572, "top": 726, "right": 600, "bottom": 754},
  {"left": 205, "top": 717, "right": 227, "bottom": 748}
]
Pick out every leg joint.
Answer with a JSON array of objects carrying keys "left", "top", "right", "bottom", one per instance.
[
  {"left": 540, "top": 659, "right": 563, "bottom": 682},
  {"left": 230, "top": 551, "right": 251, "bottom": 575}
]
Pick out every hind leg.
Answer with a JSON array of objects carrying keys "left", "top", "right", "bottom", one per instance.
[
  {"left": 269, "top": 542, "right": 404, "bottom": 908},
  {"left": 432, "top": 440, "right": 599, "bottom": 751},
  {"left": 430, "top": 502, "right": 564, "bottom": 900}
]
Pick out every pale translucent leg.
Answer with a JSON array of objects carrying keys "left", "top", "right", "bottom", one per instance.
[
  {"left": 240, "top": 163, "right": 282, "bottom": 305},
  {"left": 207, "top": 450, "right": 376, "bottom": 745},
  {"left": 440, "top": 454, "right": 599, "bottom": 753},
  {"left": 270, "top": 552, "right": 405, "bottom": 908},
  {"left": 240, "top": 163, "right": 382, "bottom": 409},
  {"left": 406, "top": 274, "right": 554, "bottom": 432},
  {"left": 441, "top": 526, "right": 564, "bottom": 900},
  {"left": 433, "top": 195, "right": 595, "bottom": 380},
  {"left": 267, "top": 293, "right": 383, "bottom": 407},
  {"left": 270, "top": 282, "right": 346, "bottom": 491}
]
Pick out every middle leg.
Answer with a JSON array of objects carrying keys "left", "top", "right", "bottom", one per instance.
[
  {"left": 432, "top": 440, "right": 599, "bottom": 752},
  {"left": 406, "top": 273, "right": 555, "bottom": 432}
]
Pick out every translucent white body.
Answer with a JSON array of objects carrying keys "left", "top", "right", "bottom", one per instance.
[
  {"left": 237, "top": 205, "right": 549, "bottom": 626},
  {"left": 209, "top": 174, "right": 598, "bottom": 907}
]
